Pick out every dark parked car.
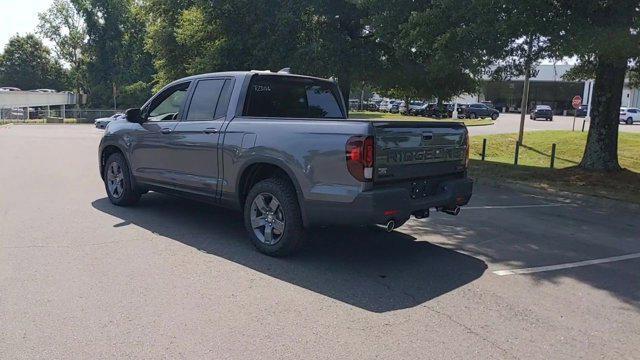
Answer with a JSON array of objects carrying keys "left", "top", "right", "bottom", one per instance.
[
  {"left": 464, "top": 103, "right": 500, "bottom": 120},
  {"left": 99, "top": 71, "right": 473, "bottom": 256},
  {"left": 530, "top": 105, "right": 553, "bottom": 121},
  {"left": 576, "top": 105, "right": 589, "bottom": 117}
]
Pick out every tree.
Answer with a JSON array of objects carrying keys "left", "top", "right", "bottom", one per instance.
[
  {"left": 37, "top": 0, "right": 88, "bottom": 97},
  {"left": 366, "top": 0, "right": 479, "bottom": 108},
  {"left": 72, "top": 0, "right": 154, "bottom": 107},
  {"left": 0, "top": 34, "right": 68, "bottom": 90},
  {"left": 549, "top": 0, "right": 639, "bottom": 171},
  {"left": 411, "top": 0, "right": 638, "bottom": 171},
  {"left": 143, "top": 0, "right": 198, "bottom": 91}
]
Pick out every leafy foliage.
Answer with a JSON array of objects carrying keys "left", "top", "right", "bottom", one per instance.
[
  {"left": 37, "top": 0, "right": 88, "bottom": 94},
  {"left": 71, "top": 0, "right": 153, "bottom": 107},
  {"left": 0, "top": 34, "right": 68, "bottom": 90}
]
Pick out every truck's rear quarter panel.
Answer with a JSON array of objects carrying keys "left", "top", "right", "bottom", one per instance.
[{"left": 220, "top": 118, "right": 371, "bottom": 208}]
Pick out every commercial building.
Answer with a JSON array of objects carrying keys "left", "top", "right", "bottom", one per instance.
[{"left": 454, "top": 64, "right": 639, "bottom": 114}]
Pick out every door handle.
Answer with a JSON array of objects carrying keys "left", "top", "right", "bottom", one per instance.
[
  {"left": 161, "top": 128, "right": 172, "bottom": 134},
  {"left": 203, "top": 127, "right": 218, "bottom": 134}
]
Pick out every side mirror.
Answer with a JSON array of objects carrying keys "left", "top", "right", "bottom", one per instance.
[{"left": 125, "top": 108, "right": 143, "bottom": 123}]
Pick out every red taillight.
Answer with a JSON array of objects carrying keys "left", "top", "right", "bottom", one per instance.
[
  {"left": 363, "top": 136, "right": 374, "bottom": 167},
  {"left": 346, "top": 135, "right": 374, "bottom": 182}
]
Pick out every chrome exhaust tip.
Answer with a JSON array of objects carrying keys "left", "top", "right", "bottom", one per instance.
[
  {"left": 441, "top": 206, "right": 461, "bottom": 216},
  {"left": 385, "top": 220, "right": 396, "bottom": 232}
]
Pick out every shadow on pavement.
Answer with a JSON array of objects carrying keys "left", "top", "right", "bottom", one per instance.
[
  {"left": 404, "top": 186, "right": 640, "bottom": 310},
  {"left": 92, "top": 193, "right": 487, "bottom": 313}
]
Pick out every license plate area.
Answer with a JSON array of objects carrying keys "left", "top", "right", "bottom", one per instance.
[{"left": 410, "top": 180, "right": 435, "bottom": 200}]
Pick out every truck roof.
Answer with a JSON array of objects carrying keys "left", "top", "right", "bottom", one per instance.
[{"left": 165, "top": 70, "right": 334, "bottom": 89}]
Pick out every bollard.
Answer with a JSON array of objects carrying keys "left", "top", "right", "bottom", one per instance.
[
  {"left": 481, "top": 138, "right": 487, "bottom": 161},
  {"left": 514, "top": 141, "right": 520, "bottom": 165},
  {"left": 550, "top": 143, "right": 556, "bottom": 168}
]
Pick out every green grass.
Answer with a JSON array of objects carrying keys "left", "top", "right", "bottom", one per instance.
[
  {"left": 469, "top": 131, "right": 640, "bottom": 203},
  {"left": 350, "top": 111, "right": 494, "bottom": 127}
]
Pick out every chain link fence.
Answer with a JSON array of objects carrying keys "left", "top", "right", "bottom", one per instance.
[{"left": 0, "top": 107, "right": 124, "bottom": 123}]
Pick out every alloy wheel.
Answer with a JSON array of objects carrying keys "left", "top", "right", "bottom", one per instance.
[
  {"left": 106, "top": 162, "right": 125, "bottom": 199},
  {"left": 250, "top": 192, "right": 285, "bottom": 245}
]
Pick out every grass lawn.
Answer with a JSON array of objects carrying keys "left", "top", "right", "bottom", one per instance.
[
  {"left": 350, "top": 111, "right": 494, "bottom": 127},
  {"left": 469, "top": 131, "right": 640, "bottom": 203}
]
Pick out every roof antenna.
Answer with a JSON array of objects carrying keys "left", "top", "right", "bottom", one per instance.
[{"left": 278, "top": 67, "right": 291, "bottom": 74}]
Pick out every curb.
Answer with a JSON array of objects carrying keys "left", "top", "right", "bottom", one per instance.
[{"left": 473, "top": 176, "right": 640, "bottom": 209}]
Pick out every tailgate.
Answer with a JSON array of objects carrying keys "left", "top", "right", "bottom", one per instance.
[{"left": 373, "top": 121, "right": 468, "bottom": 183}]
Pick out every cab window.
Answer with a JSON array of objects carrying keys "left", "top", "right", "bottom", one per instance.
[
  {"left": 244, "top": 75, "right": 345, "bottom": 119},
  {"left": 147, "top": 82, "right": 190, "bottom": 122}
]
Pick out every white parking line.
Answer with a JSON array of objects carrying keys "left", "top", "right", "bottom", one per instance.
[
  {"left": 493, "top": 252, "right": 640, "bottom": 276},
  {"left": 465, "top": 203, "right": 574, "bottom": 210}
]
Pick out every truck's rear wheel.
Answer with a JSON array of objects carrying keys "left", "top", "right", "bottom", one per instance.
[{"left": 244, "top": 177, "right": 304, "bottom": 256}]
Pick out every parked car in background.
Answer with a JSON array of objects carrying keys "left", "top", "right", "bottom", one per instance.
[
  {"left": 445, "top": 103, "right": 467, "bottom": 118},
  {"left": 31, "top": 89, "right": 57, "bottom": 93},
  {"left": 379, "top": 100, "right": 396, "bottom": 112},
  {"left": 99, "top": 71, "right": 473, "bottom": 256},
  {"left": 389, "top": 102, "right": 400, "bottom": 113},
  {"left": 95, "top": 113, "right": 125, "bottom": 129},
  {"left": 406, "top": 101, "right": 426, "bottom": 115},
  {"left": 619, "top": 107, "right": 639, "bottom": 125},
  {"left": 530, "top": 105, "right": 554, "bottom": 121},
  {"left": 0, "top": 87, "right": 21, "bottom": 92},
  {"left": 576, "top": 105, "right": 589, "bottom": 117},
  {"left": 464, "top": 103, "right": 500, "bottom": 120}
]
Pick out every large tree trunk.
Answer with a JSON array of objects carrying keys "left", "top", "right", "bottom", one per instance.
[{"left": 579, "top": 56, "right": 627, "bottom": 171}]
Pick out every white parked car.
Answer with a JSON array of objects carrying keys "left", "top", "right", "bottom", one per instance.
[
  {"left": 95, "top": 113, "right": 125, "bottom": 129},
  {"left": 379, "top": 100, "right": 401, "bottom": 112},
  {"left": 400, "top": 101, "right": 425, "bottom": 115},
  {"left": 619, "top": 107, "right": 639, "bottom": 125}
]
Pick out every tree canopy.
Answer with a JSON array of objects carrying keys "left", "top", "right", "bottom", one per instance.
[
  {"left": 0, "top": 34, "right": 68, "bottom": 90},
  {"left": 5, "top": 0, "right": 638, "bottom": 172}
]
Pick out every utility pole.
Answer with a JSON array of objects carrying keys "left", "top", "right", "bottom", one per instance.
[{"left": 518, "top": 37, "right": 534, "bottom": 145}]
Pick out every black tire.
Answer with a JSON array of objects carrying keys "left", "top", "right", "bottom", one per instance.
[
  {"left": 244, "top": 177, "right": 305, "bottom": 256},
  {"left": 627, "top": 117, "right": 634, "bottom": 125},
  {"left": 104, "top": 152, "right": 141, "bottom": 206},
  {"left": 549, "top": 117, "right": 553, "bottom": 121},
  {"left": 491, "top": 113, "right": 498, "bottom": 120}
]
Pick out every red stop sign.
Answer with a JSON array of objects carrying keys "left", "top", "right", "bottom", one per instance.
[{"left": 572, "top": 95, "right": 582, "bottom": 109}]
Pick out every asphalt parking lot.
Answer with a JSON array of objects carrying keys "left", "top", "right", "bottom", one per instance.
[{"left": 1, "top": 125, "right": 639, "bottom": 359}]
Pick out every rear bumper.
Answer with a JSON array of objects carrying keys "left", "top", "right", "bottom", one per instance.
[{"left": 304, "top": 177, "right": 473, "bottom": 226}]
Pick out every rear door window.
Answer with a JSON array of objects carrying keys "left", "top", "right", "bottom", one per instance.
[
  {"left": 185, "top": 79, "right": 225, "bottom": 121},
  {"left": 244, "top": 75, "right": 345, "bottom": 118}
]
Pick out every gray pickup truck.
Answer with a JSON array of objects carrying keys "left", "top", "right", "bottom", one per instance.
[{"left": 99, "top": 71, "right": 473, "bottom": 256}]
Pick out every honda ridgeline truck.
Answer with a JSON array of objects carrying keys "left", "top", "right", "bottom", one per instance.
[{"left": 99, "top": 71, "right": 473, "bottom": 256}]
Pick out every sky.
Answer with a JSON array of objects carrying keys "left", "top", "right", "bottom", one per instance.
[{"left": 0, "top": 0, "right": 53, "bottom": 49}]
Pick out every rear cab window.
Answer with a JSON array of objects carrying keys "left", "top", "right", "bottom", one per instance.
[{"left": 244, "top": 75, "right": 345, "bottom": 119}]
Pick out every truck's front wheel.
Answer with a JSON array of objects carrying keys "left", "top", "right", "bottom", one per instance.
[{"left": 244, "top": 178, "right": 305, "bottom": 256}]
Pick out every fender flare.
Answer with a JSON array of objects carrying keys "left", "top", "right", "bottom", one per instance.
[{"left": 236, "top": 156, "right": 309, "bottom": 226}]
